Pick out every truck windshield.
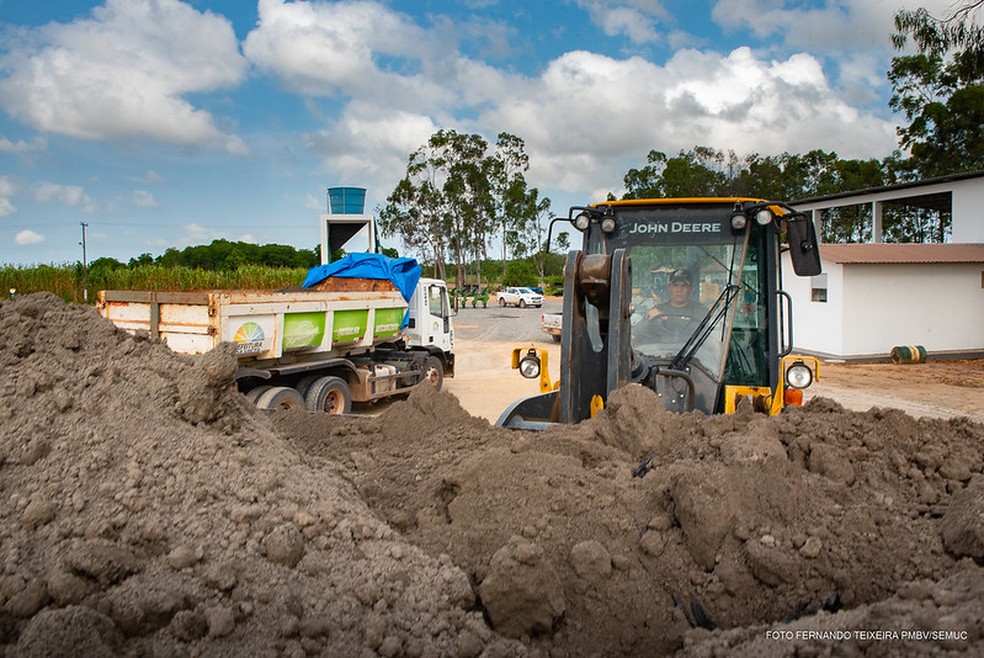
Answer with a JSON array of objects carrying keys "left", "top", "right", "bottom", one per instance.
[{"left": 604, "top": 206, "right": 750, "bottom": 380}]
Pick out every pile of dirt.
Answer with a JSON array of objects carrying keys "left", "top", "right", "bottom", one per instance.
[
  {"left": 0, "top": 293, "right": 522, "bottom": 656},
  {"left": 3, "top": 292, "right": 984, "bottom": 656},
  {"left": 280, "top": 384, "right": 984, "bottom": 655}
]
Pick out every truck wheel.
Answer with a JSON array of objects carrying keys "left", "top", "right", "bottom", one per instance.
[
  {"left": 552, "top": 334, "right": 561, "bottom": 343},
  {"left": 305, "top": 376, "right": 352, "bottom": 414},
  {"left": 256, "top": 386, "right": 305, "bottom": 411},
  {"left": 519, "top": 299, "right": 527, "bottom": 308},
  {"left": 498, "top": 297, "right": 506, "bottom": 307},
  {"left": 295, "top": 374, "right": 321, "bottom": 397},
  {"left": 423, "top": 356, "right": 444, "bottom": 391},
  {"left": 244, "top": 385, "right": 272, "bottom": 405}
]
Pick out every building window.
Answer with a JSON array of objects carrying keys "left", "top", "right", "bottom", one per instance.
[{"left": 811, "top": 274, "right": 828, "bottom": 303}]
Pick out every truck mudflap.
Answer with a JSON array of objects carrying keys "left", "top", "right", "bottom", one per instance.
[{"left": 495, "top": 390, "right": 560, "bottom": 430}]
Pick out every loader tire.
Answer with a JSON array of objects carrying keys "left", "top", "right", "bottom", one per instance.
[
  {"left": 423, "top": 356, "right": 444, "bottom": 391},
  {"left": 256, "top": 386, "right": 305, "bottom": 411},
  {"left": 304, "top": 376, "right": 352, "bottom": 415}
]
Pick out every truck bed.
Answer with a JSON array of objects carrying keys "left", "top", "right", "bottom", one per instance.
[{"left": 97, "top": 287, "right": 408, "bottom": 362}]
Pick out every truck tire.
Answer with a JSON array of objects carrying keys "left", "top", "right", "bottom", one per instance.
[
  {"left": 295, "top": 374, "right": 322, "bottom": 397},
  {"left": 304, "top": 376, "right": 352, "bottom": 414},
  {"left": 499, "top": 297, "right": 506, "bottom": 307},
  {"left": 552, "top": 333, "right": 561, "bottom": 343},
  {"left": 244, "top": 385, "right": 272, "bottom": 405},
  {"left": 423, "top": 356, "right": 444, "bottom": 391},
  {"left": 256, "top": 386, "right": 305, "bottom": 411},
  {"left": 519, "top": 299, "right": 527, "bottom": 308}
]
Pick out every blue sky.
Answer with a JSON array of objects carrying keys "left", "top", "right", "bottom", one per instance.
[{"left": 0, "top": 0, "right": 954, "bottom": 266}]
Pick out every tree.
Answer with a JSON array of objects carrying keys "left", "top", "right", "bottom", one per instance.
[
  {"left": 379, "top": 129, "right": 491, "bottom": 285},
  {"left": 890, "top": 3, "right": 984, "bottom": 176},
  {"left": 484, "top": 133, "right": 531, "bottom": 276},
  {"left": 380, "top": 130, "right": 535, "bottom": 289}
]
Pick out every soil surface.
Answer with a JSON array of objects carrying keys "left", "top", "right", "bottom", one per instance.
[{"left": 2, "top": 293, "right": 984, "bottom": 657}]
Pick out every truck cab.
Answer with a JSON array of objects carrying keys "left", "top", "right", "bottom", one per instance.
[
  {"left": 405, "top": 277, "right": 454, "bottom": 357},
  {"left": 498, "top": 198, "right": 821, "bottom": 428}
]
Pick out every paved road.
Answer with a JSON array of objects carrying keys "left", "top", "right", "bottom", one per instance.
[{"left": 452, "top": 297, "right": 562, "bottom": 344}]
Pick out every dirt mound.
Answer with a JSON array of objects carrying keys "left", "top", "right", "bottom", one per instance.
[
  {"left": 0, "top": 293, "right": 522, "bottom": 656},
  {"left": 281, "top": 380, "right": 984, "bottom": 655},
  {"left": 3, "top": 293, "right": 984, "bottom": 656}
]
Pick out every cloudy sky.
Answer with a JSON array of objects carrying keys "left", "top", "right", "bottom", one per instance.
[{"left": 0, "top": 0, "right": 954, "bottom": 266}]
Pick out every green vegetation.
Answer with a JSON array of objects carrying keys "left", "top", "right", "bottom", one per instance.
[{"left": 2, "top": 263, "right": 309, "bottom": 305}]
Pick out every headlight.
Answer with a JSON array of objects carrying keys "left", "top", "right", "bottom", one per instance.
[
  {"left": 755, "top": 208, "right": 774, "bottom": 226},
  {"left": 600, "top": 216, "right": 616, "bottom": 233},
  {"left": 785, "top": 361, "right": 813, "bottom": 389},
  {"left": 519, "top": 353, "right": 541, "bottom": 379},
  {"left": 730, "top": 213, "right": 748, "bottom": 230},
  {"left": 574, "top": 212, "right": 591, "bottom": 231}
]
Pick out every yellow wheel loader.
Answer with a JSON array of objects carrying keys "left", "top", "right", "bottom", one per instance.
[{"left": 498, "top": 198, "right": 822, "bottom": 429}]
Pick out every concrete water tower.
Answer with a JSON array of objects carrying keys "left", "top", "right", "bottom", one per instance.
[{"left": 320, "top": 186, "right": 377, "bottom": 264}]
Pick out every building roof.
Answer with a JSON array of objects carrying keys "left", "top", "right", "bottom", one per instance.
[
  {"left": 793, "top": 170, "right": 984, "bottom": 207},
  {"left": 820, "top": 243, "right": 984, "bottom": 264}
]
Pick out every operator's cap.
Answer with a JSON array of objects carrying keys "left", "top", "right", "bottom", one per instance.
[{"left": 669, "top": 268, "right": 694, "bottom": 285}]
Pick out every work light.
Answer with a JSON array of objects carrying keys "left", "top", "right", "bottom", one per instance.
[
  {"left": 519, "top": 351, "right": 541, "bottom": 379},
  {"left": 785, "top": 361, "right": 814, "bottom": 389}
]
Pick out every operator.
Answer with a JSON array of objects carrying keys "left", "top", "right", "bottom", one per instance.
[{"left": 636, "top": 269, "right": 706, "bottom": 341}]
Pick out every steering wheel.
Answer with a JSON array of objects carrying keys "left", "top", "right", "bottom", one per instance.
[{"left": 642, "top": 312, "right": 695, "bottom": 341}]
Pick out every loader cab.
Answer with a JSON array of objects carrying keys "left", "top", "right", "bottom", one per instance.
[
  {"left": 578, "top": 198, "right": 820, "bottom": 416},
  {"left": 497, "top": 197, "right": 820, "bottom": 428},
  {"left": 593, "top": 201, "right": 784, "bottom": 412}
]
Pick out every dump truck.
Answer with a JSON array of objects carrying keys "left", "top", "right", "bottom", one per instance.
[
  {"left": 98, "top": 254, "right": 454, "bottom": 414},
  {"left": 498, "top": 197, "right": 822, "bottom": 429}
]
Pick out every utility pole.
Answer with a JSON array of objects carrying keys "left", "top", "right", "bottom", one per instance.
[{"left": 80, "top": 222, "right": 88, "bottom": 303}]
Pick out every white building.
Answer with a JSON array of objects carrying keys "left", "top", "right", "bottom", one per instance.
[
  {"left": 782, "top": 172, "right": 984, "bottom": 360},
  {"left": 782, "top": 243, "right": 984, "bottom": 359}
]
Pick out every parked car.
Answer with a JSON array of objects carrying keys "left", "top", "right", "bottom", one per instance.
[{"left": 495, "top": 286, "right": 543, "bottom": 308}]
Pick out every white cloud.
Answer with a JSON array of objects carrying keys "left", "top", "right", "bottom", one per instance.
[
  {"left": 132, "top": 190, "right": 159, "bottom": 207},
  {"left": 33, "top": 181, "right": 96, "bottom": 212},
  {"left": 0, "top": 0, "right": 247, "bottom": 153},
  {"left": 710, "top": 0, "right": 957, "bottom": 54},
  {"left": 576, "top": 0, "right": 670, "bottom": 44},
  {"left": 243, "top": 2, "right": 904, "bottom": 204},
  {"left": 0, "top": 175, "right": 14, "bottom": 215},
  {"left": 0, "top": 136, "right": 46, "bottom": 154},
  {"left": 15, "top": 229, "right": 45, "bottom": 245},
  {"left": 306, "top": 102, "right": 439, "bottom": 192},
  {"left": 243, "top": 0, "right": 462, "bottom": 112},
  {"left": 126, "top": 170, "right": 165, "bottom": 184},
  {"left": 478, "top": 46, "right": 897, "bottom": 195},
  {"left": 177, "top": 223, "right": 256, "bottom": 248}
]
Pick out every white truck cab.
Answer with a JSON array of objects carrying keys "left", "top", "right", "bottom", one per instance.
[{"left": 406, "top": 277, "right": 453, "bottom": 354}]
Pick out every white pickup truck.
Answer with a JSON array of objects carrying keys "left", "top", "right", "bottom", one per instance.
[
  {"left": 540, "top": 312, "right": 562, "bottom": 342},
  {"left": 495, "top": 286, "right": 543, "bottom": 308}
]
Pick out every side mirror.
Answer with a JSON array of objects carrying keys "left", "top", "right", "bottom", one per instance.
[{"left": 787, "top": 215, "right": 822, "bottom": 277}]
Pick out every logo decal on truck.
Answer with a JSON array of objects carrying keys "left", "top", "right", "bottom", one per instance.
[{"left": 233, "top": 321, "right": 266, "bottom": 354}]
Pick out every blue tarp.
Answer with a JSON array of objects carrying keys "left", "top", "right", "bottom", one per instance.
[{"left": 303, "top": 253, "right": 422, "bottom": 304}]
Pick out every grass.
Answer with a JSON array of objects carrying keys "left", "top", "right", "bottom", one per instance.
[{"left": 1, "top": 264, "right": 311, "bottom": 304}]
